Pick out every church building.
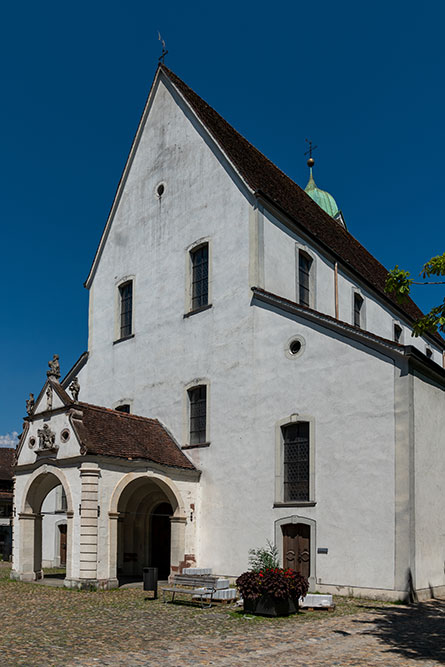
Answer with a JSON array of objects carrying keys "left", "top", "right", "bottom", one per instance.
[{"left": 12, "top": 65, "right": 445, "bottom": 600}]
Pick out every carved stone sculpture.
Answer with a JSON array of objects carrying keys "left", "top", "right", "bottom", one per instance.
[
  {"left": 46, "top": 385, "right": 53, "bottom": 411},
  {"left": 37, "top": 424, "right": 57, "bottom": 452},
  {"left": 47, "top": 354, "right": 61, "bottom": 379},
  {"left": 69, "top": 377, "right": 80, "bottom": 402},
  {"left": 26, "top": 393, "right": 35, "bottom": 415}
]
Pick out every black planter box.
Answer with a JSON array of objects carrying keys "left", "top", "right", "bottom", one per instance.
[{"left": 243, "top": 595, "right": 299, "bottom": 617}]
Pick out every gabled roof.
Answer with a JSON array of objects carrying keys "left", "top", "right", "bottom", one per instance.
[
  {"left": 0, "top": 448, "right": 15, "bottom": 480},
  {"left": 85, "top": 64, "right": 444, "bottom": 347},
  {"left": 70, "top": 403, "right": 195, "bottom": 470}
]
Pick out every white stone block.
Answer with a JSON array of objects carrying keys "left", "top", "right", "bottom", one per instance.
[
  {"left": 183, "top": 567, "right": 212, "bottom": 575},
  {"left": 300, "top": 594, "right": 333, "bottom": 607},
  {"left": 215, "top": 578, "right": 230, "bottom": 589}
]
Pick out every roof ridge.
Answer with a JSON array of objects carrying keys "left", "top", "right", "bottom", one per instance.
[{"left": 78, "top": 401, "right": 159, "bottom": 424}]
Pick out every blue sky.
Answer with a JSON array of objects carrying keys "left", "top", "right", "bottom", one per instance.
[{"left": 1, "top": 0, "right": 444, "bottom": 442}]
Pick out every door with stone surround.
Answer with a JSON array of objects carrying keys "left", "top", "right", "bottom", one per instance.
[{"left": 282, "top": 523, "right": 310, "bottom": 577}]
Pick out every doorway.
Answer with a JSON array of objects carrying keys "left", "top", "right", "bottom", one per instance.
[
  {"left": 150, "top": 502, "right": 172, "bottom": 579},
  {"left": 282, "top": 523, "right": 310, "bottom": 578}
]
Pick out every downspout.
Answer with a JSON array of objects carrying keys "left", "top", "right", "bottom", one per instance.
[{"left": 334, "top": 262, "right": 339, "bottom": 319}]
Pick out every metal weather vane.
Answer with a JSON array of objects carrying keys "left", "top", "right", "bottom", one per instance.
[
  {"left": 304, "top": 138, "right": 318, "bottom": 167},
  {"left": 158, "top": 32, "right": 168, "bottom": 64}
]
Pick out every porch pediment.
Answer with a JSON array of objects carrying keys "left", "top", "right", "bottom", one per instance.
[{"left": 17, "top": 396, "right": 195, "bottom": 471}]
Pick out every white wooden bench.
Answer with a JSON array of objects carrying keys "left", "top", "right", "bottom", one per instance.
[{"left": 161, "top": 574, "right": 218, "bottom": 608}]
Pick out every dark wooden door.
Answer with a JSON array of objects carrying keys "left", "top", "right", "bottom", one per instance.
[
  {"left": 282, "top": 523, "right": 310, "bottom": 577},
  {"left": 59, "top": 524, "right": 67, "bottom": 566}
]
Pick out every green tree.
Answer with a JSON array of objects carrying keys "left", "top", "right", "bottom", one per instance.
[{"left": 385, "top": 253, "right": 445, "bottom": 337}]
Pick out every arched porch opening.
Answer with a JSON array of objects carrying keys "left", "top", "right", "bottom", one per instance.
[
  {"left": 111, "top": 474, "right": 185, "bottom": 584},
  {"left": 17, "top": 468, "right": 73, "bottom": 582}
]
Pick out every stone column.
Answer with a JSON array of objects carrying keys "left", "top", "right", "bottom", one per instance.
[
  {"left": 107, "top": 512, "right": 120, "bottom": 587},
  {"left": 64, "top": 510, "right": 74, "bottom": 581},
  {"left": 79, "top": 463, "right": 100, "bottom": 585},
  {"left": 13, "top": 513, "right": 41, "bottom": 581}
]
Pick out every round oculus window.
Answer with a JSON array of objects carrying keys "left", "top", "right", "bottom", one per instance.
[
  {"left": 29, "top": 437, "right": 36, "bottom": 449},
  {"left": 156, "top": 183, "right": 165, "bottom": 197},
  {"left": 285, "top": 335, "right": 305, "bottom": 359},
  {"left": 60, "top": 429, "right": 70, "bottom": 443}
]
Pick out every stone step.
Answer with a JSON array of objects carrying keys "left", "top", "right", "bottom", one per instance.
[{"left": 300, "top": 593, "right": 333, "bottom": 608}]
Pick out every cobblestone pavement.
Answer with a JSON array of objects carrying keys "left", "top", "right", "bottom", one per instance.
[{"left": 1, "top": 564, "right": 444, "bottom": 666}]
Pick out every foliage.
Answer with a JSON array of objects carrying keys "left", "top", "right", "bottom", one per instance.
[
  {"left": 236, "top": 568, "right": 309, "bottom": 601},
  {"left": 248, "top": 541, "right": 280, "bottom": 572},
  {"left": 385, "top": 253, "right": 445, "bottom": 337}
]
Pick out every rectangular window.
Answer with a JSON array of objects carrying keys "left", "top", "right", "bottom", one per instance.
[
  {"left": 191, "top": 244, "right": 209, "bottom": 311},
  {"left": 188, "top": 385, "right": 207, "bottom": 444},
  {"left": 426, "top": 347, "right": 433, "bottom": 359},
  {"left": 282, "top": 422, "right": 310, "bottom": 502},
  {"left": 119, "top": 281, "right": 133, "bottom": 338},
  {"left": 394, "top": 324, "right": 402, "bottom": 343},
  {"left": 299, "top": 252, "right": 312, "bottom": 307},
  {"left": 353, "top": 293, "right": 363, "bottom": 328}
]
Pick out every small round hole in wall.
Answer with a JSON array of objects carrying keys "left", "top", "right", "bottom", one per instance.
[
  {"left": 156, "top": 183, "right": 165, "bottom": 198},
  {"left": 60, "top": 429, "right": 70, "bottom": 443},
  {"left": 289, "top": 340, "right": 302, "bottom": 355},
  {"left": 29, "top": 437, "right": 36, "bottom": 449},
  {"left": 285, "top": 335, "right": 306, "bottom": 359}
]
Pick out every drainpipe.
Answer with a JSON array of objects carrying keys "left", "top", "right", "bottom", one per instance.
[{"left": 334, "top": 262, "right": 339, "bottom": 319}]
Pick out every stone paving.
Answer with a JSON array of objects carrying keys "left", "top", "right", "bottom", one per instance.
[{"left": 1, "top": 563, "right": 444, "bottom": 666}]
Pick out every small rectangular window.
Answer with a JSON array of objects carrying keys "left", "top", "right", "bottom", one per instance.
[
  {"left": 394, "top": 324, "right": 402, "bottom": 343},
  {"left": 282, "top": 422, "right": 310, "bottom": 502},
  {"left": 353, "top": 293, "right": 363, "bottom": 328},
  {"left": 119, "top": 281, "right": 133, "bottom": 338},
  {"left": 426, "top": 347, "right": 433, "bottom": 359},
  {"left": 299, "top": 252, "right": 312, "bottom": 307},
  {"left": 190, "top": 244, "right": 209, "bottom": 311},
  {"left": 188, "top": 385, "right": 207, "bottom": 444}
]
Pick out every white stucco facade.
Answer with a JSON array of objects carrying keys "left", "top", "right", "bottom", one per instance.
[{"left": 13, "top": 66, "right": 445, "bottom": 599}]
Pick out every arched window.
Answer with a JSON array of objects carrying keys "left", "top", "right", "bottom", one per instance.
[{"left": 119, "top": 281, "right": 133, "bottom": 338}]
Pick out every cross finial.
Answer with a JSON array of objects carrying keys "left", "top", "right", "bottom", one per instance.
[
  {"left": 304, "top": 138, "right": 318, "bottom": 167},
  {"left": 158, "top": 32, "right": 168, "bottom": 64}
]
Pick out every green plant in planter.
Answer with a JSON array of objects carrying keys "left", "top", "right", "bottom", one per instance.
[{"left": 248, "top": 540, "right": 279, "bottom": 572}]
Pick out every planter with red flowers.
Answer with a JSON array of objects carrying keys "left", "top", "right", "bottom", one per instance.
[{"left": 236, "top": 568, "right": 309, "bottom": 617}]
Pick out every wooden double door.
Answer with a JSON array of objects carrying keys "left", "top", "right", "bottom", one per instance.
[{"left": 282, "top": 523, "right": 310, "bottom": 578}]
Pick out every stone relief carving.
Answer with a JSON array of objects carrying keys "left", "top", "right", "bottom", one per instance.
[
  {"left": 47, "top": 354, "right": 60, "bottom": 379},
  {"left": 46, "top": 386, "right": 53, "bottom": 411},
  {"left": 69, "top": 377, "right": 80, "bottom": 402},
  {"left": 37, "top": 424, "right": 58, "bottom": 452},
  {"left": 26, "top": 393, "right": 35, "bottom": 415}
]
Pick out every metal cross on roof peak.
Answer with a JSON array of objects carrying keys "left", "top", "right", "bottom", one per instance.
[
  {"left": 158, "top": 32, "right": 168, "bottom": 64},
  {"left": 304, "top": 138, "right": 318, "bottom": 160}
]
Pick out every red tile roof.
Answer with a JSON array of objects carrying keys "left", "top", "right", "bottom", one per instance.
[
  {"left": 162, "top": 65, "right": 444, "bottom": 347},
  {"left": 0, "top": 448, "right": 15, "bottom": 480},
  {"left": 71, "top": 403, "right": 195, "bottom": 470}
]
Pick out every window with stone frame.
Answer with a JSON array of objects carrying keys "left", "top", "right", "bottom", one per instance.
[
  {"left": 282, "top": 422, "right": 310, "bottom": 502},
  {"left": 298, "top": 251, "right": 312, "bottom": 307},
  {"left": 119, "top": 281, "right": 133, "bottom": 338},
  {"left": 190, "top": 244, "right": 209, "bottom": 311},
  {"left": 188, "top": 385, "right": 207, "bottom": 444},
  {"left": 353, "top": 292, "right": 364, "bottom": 328}
]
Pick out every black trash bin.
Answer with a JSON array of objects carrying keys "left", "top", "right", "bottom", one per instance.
[{"left": 143, "top": 567, "right": 158, "bottom": 598}]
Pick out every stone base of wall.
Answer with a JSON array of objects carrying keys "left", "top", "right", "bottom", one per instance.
[
  {"left": 315, "top": 581, "right": 445, "bottom": 602},
  {"left": 64, "top": 577, "right": 119, "bottom": 590},
  {"left": 10, "top": 569, "right": 43, "bottom": 582}
]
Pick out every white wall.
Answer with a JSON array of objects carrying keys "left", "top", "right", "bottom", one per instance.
[{"left": 413, "top": 370, "right": 445, "bottom": 592}]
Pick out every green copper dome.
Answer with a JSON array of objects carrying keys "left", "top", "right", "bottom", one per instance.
[{"left": 305, "top": 168, "right": 339, "bottom": 218}]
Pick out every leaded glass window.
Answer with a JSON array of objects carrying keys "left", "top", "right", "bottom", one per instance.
[
  {"left": 282, "top": 422, "right": 310, "bottom": 502},
  {"left": 299, "top": 252, "right": 312, "bottom": 307},
  {"left": 188, "top": 385, "right": 206, "bottom": 444},
  {"left": 191, "top": 244, "right": 209, "bottom": 311},
  {"left": 119, "top": 281, "right": 133, "bottom": 338}
]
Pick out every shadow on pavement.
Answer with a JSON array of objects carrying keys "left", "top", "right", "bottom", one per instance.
[{"left": 354, "top": 598, "right": 445, "bottom": 663}]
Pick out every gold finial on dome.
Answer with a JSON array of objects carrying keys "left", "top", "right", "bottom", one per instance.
[{"left": 304, "top": 138, "right": 317, "bottom": 169}]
